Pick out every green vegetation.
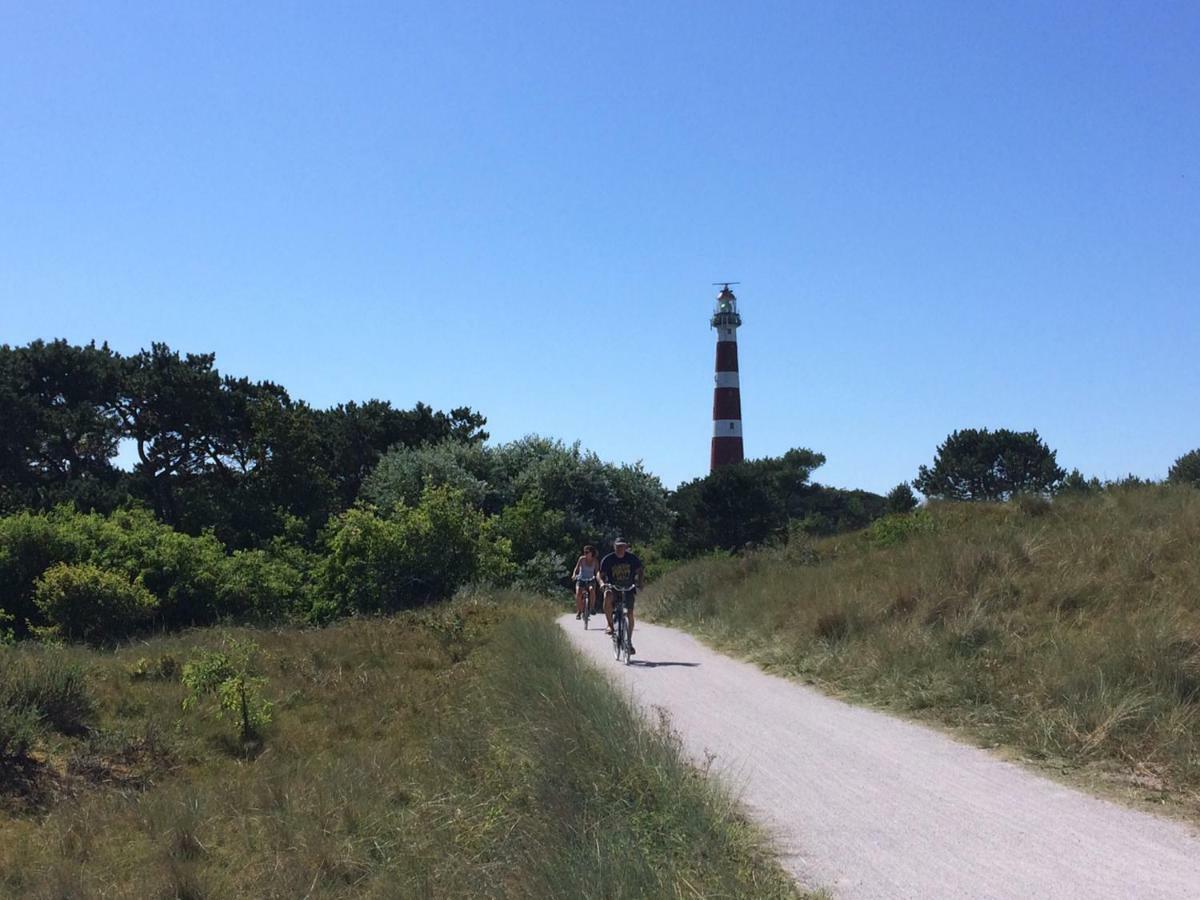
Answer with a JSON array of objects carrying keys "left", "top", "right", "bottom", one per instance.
[
  {"left": 1168, "top": 448, "right": 1200, "bottom": 488},
  {"left": 913, "top": 427, "right": 1065, "bottom": 501},
  {"left": 0, "top": 598, "right": 804, "bottom": 898},
  {"left": 668, "top": 449, "right": 886, "bottom": 553},
  {"left": 643, "top": 485, "right": 1200, "bottom": 814},
  {"left": 181, "top": 638, "right": 273, "bottom": 742}
]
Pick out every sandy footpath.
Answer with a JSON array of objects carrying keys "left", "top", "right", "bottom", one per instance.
[{"left": 559, "top": 615, "right": 1200, "bottom": 899}]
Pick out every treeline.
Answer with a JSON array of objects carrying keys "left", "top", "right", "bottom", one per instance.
[
  {"left": 18, "top": 340, "right": 1193, "bottom": 645},
  {"left": 1, "top": 339, "right": 486, "bottom": 547}
]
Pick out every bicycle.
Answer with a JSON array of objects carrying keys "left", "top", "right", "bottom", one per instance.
[
  {"left": 577, "top": 577, "right": 597, "bottom": 629},
  {"left": 606, "top": 585, "right": 635, "bottom": 665}
]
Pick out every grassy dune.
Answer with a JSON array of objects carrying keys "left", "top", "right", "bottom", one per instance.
[
  {"left": 1, "top": 597, "right": 803, "bottom": 899},
  {"left": 643, "top": 486, "right": 1200, "bottom": 815}
]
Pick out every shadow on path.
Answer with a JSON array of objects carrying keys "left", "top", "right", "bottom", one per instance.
[{"left": 629, "top": 660, "right": 701, "bottom": 668}]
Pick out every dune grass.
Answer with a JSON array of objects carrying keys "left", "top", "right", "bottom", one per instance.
[
  {"left": 1, "top": 595, "right": 804, "bottom": 898},
  {"left": 642, "top": 485, "right": 1200, "bottom": 815}
]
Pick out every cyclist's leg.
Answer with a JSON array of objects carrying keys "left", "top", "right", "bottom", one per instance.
[
  {"left": 627, "top": 594, "right": 636, "bottom": 649},
  {"left": 603, "top": 587, "right": 615, "bottom": 632},
  {"left": 574, "top": 581, "right": 584, "bottom": 616}
]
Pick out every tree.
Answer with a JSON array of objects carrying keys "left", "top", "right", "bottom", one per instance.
[
  {"left": 670, "top": 449, "right": 828, "bottom": 552},
  {"left": 315, "top": 401, "right": 488, "bottom": 509},
  {"left": 913, "top": 428, "right": 1065, "bottom": 501},
  {"left": 1057, "top": 468, "right": 1102, "bottom": 495},
  {"left": 885, "top": 482, "right": 918, "bottom": 514},
  {"left": 0, "top": 340, "right": 125, "bottom": 512},
  {"left": 1167, "top": 450, "right": 1200, "bottom": 488}
]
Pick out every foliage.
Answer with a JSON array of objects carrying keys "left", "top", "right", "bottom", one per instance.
[
  {"left": 129, "top": 653, "right": 180, "bottom": 682},
  {"left": 318, "top": 486, "right": 513, "bottom": 616},
  {"left": 0, "top": 703, "right": 40, "bottom": 763},
  {"left": 1058, "top": 468, "right": 1103, "bottom": 495},
  {"left": 182, "top": 638, "right": 272, "bottom": 741},
  {"left": 866, "top": 509, "right": 938, "bottom": 546},
  {"left": 360, "top": 438, "right": 492, "bottom": 512},
  {"left": 33, "top": 563, "right": 157, "bottom": 642},
  {"left": 885, "top": 482, "right": 918, "bottom": 514},
  {"left": 0, "top": 506, "right": 315, "bottom": 638},
  {"left": 493, "top": 490, "right": 570, "bottom": 561},
  {"left": 0, "top": 339, "right": 488, "bottom": 548},
  {"left": 0, "top": 508, "right": 94, "bottom": 638},
  {"left": 1167, "top": 449, "right": 1200, "bottom": 488},
  {"left": 670, "top": 449, "right": 826, "bottom": 552},
  {"left": 0, "top": 647, "right": 95, "bottom": 749},
  {"left": 216, "top": 543, "right": 313, "bottom": 623},
  {"left": 365, "top": 436, "right": 672, "bottom": 554},
  {"left": 668, "top": 448, "right": 885, "bottom": 553},
  {"left": 913, "top": 427, "right": 1066, "bottom": 500}
]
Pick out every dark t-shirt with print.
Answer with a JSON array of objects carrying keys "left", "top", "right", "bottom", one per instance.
[{"left": 599, "top": 551, "right": 642, "bottom": 589}]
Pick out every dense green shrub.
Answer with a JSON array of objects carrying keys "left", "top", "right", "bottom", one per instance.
[
  {"left": 217, "top": 545, "right": 312, "bottom": 622},
  {"left": 319, "top": 486, "right": 513, "bottom": 615},
  {"left": 363, "top": 436, "right": 671, "bottom": 551},
  {"left": 91, "top": 508, "right": 225, "bottom": 628},
  {"left": 0, "top": 508, "right": 94, "bottom": 636},
  {"left": 33, "top": 563, "right": 157, "bottom": 642},
  {"left": 0, "top": 506, "right": 237, "bottom": 635}
]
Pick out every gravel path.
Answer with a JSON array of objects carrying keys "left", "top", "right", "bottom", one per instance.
[{"left": 559, "top": 615, "right": 1200, "bottom": 899}]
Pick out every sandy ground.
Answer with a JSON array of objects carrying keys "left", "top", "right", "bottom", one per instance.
[{"left": 559, "top": 614, "right": 1200, "bottom": 899}]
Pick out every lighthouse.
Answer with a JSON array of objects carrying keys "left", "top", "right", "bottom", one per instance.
[{"left": 710, "top": 283, "right": 745, "bottom": 470}]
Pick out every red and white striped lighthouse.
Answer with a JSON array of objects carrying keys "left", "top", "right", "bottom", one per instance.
[{"left": 710, "top": 283, "right": 744, "bottom": 470}]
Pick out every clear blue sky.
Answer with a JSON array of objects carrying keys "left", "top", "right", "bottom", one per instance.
[{"left": 3, "top": 1, "right": 1197, "bottom": 492}]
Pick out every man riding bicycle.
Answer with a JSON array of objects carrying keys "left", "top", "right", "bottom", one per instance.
[{"left": 598, "top": 537, "right": 644, "bottom": 654}]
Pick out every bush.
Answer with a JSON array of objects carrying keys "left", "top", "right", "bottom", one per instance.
[
  {"left": 0, "top": 508, "right": 95, "bottom": 636},
  {"left": 93, "top": 509, "right": 225, "bottom": 628},
  {"left": 217, "top": 546, "right": 311, "bottom": 622},
  {"left": 0, "top": 506, "right": 228, "bottom": 636},
  {"left": 182, "top": 639, "right": 272, "bottom": 741},
  {"left": 318, "top": 486, "right": 513, "bottom": 615},
  {"left": 866, "top": 509, "right": 938, "bottom": 547},
  {"left": 0, "top": 703, "right": 40, "bottom": 762},
  {"left": 0, "top": 648, "right": 95, "bottom": 737},
  {"left": 33, "top": 563, "right": 157, "bottom": 642}
]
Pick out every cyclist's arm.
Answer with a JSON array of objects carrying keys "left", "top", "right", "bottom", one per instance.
[
  {"left": 571, "top": 557, "right": 581, "bottom": 579},
  {"left": 635, "top": 564, "right": 645, "bottom": 589}
]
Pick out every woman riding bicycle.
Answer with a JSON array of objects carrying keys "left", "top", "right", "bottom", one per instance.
[{"left": 571, "top": 545, "right": 599, "bottom": 619}]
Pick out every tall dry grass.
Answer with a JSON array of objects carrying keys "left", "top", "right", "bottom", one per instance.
[
  {"left": 643, "top": 486, "right": 1200, "bottom": 812},
  {"left": 1, "top": 596, "right": 805, "bottom": 898}
]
